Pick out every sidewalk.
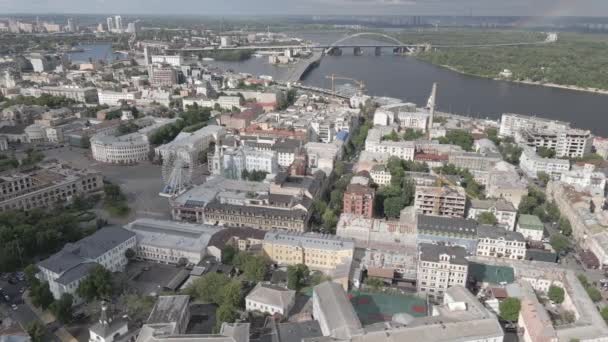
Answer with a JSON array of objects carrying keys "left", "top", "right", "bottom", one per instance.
[{"left": 23, "top": 291, "right": 78, "bottom": 342}]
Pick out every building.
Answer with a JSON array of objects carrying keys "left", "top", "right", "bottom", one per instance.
[
  {"left": 417, "top": 215, "right": 478, "bottom": 253},
  {"left": 518, "top": 294, "right": 557, "bottom": 342},
  {"left": 369, "top": 164, "right": 392, "bottom": 186},
  {"left": 499, "top": 113, "right": 569, "bottom": 139},
  {"left": 0, "top": 162, "right": 103, "bottom": 212},
  {"left": 206, "top": 227, "right": 266, "bottom": 261},
  {"left": 486, "top": 161, "right": 529, "bottom": 208},
  {"left": 91, "top": 133, "right": 150, "bottom": 164},
  {"left": 263, "top": 231, "right": 355, "bottom": 289},
  {"left": 312, "top": 281, "right": 363, "bottom": 339},
  {"left": 560, "top": 163, "right": 607, "bottom": 196},
  {"left": 448, "top": 151, "right": 502, "bottom": 171},
  {"left": 125, "top": 219, "right": 222, "bottom": 265},
  {"left": 586, "top": 232, "right": 608, "bottom": 268},
  {"left": 151, "top": 55, "right": 184, "bottom": 67},
  {"left": 476, "top": 225, "right": 526, "bottom": 260},
  {"left": 106, "top": 17, "right": 113, "bottom": 32},
  {"left": 24, "top": 86, "right": 98, "bottom": 103},
  {"left": 342, "top": 183, "right": 375, "bottom": 218},
  {"left": 518, "top": 127, "right": 592, "bottom": 159},
  {"left": 88, "top": 302, "right": 129, "bottom": 342},
  {"left": 365, "top": 128, "right": 415, "bottom": 160},
  {"left": 97, "top": 90, "right": 142, "bottom": 106},
  {"left": 517, "top": 214, "right": 545, "bottom": 242},
  {"left": 468, "top": 198, "right": 517, "bottom": 231},
  {"left": 216, "top": 146, "right": 278, "bottom": 179},
  {"left": 149, "top": 66, "right": 178, "bottom": 87},
  {"left": 37, "top": 227, "right": 136, "bottom": 300},
  {"left": 414, "top": 185, "right": 467, "bottom": 218},
  {"left": 245, "top": 283, "right": 295, "bottom": 316},
  {"left": 519, "top": 147, "right": 570, "bottom": 180},
  {"left": 305, "top": 142, "right": 341, "bottom": 176},
  {"left": 417, "top": 243, "right": 468, "bottom": 301}
]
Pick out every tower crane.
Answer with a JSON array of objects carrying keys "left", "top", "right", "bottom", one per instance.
[{"left": 325, "top": 74, "right": 366, "bottom": 97}]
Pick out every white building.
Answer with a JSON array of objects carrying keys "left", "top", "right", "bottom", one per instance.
[
  {"left": 364, "top": 128, "right": 416, "bottom": 160},
  {"left": 312, "top": 281, "right": 363, "bottom": 339},
  {"left": 151, "top": 55, "right": 184, "bottom": 67},
  {"left": 499, "top": 113, "right": 569, "bottom": 139},
  {"left": 468, "top": 199, "right": 518, "bottom": 231},
  {"left": 88, "top": 302, "right": 128, "bottom": 342},
  {"left": 560, "top": 163, "right": 606, "bottom": 196},
  {"left": 519, "top": 147, "right": 570, "bottom": 180},
  {"left": 98, "top": 90, "right": 141, "bottom": 106},
  {"left": 476, "top": 225, "right": 526, "bottom": 260},
  {"left": 245, "top": 282, "right": 295, "bottom": 316},
  {"left": 24, "top": 124, "right": 47, "bottom": 143},
  {"left": 305, "top": 142, "right": 341, "bottom": 176},
  {"left": 37, "top": 227, "right": 136, "bottom": 300},
  {"left": 370, "top": 164, "right": 392, "bottom": 186},
  {"left": 516, "top": 214, "right": 545, "bottom": 242},
  {"left": 217, "top": 146, "right": 278, "bottom": 179},
  {"left": 91, "top": 133, "right": 150, "bottom": 164},
  {"left": 587, "top": 232, "right": 608, "bottom": 268},
  {"left": 125, "top": 218, "right": 221, "bottom": 265},
  {"left": 217, "top": 96, "right": 241, "bottom": 109},
  {"left": 417, "top": 243, "right": 469, "bottom": 302}
]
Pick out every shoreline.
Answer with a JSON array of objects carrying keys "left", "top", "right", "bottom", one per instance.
[{"left": 428, "top": 62, "right": 608, "bottom": 96}]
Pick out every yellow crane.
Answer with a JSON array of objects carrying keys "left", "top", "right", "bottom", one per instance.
[{"left": 325, "top": 74, "right": 366, "bottom": 97}]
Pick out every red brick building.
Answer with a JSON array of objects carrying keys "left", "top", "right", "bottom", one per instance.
[{"left": 343, "top": 183, "right": 375, "bottom": 218}]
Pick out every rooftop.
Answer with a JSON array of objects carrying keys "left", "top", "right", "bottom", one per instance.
[
  {"left": 313, "top": 281, "right": 363, "bottom": 339},
  {"left": 146, "top": 295, "right": 190, "bottom": 325},
  {"left": 418, "top": 243, "right": 468, "bottom": 265},
  {"left": 518, "top": 214, "right": 544, "bottom": 231},
  {"left": 246, "top": 283, "right": 295, "bottom": 311},
  {"left": 125, "top": 218, "right": 222, "bottom": 253},
  {"left": 417, "top": 215, "right": 478, "bottom": 238},
  {"left": 477, "top": 225, "right": 525, "bottom": 242},
  {"left": 264, "top": 231, "right": 355, "bottom": 251}
]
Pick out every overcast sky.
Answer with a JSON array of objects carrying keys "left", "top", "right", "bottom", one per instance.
[{"left": 1, "top": 0, "right": 608, "bottom": 16}]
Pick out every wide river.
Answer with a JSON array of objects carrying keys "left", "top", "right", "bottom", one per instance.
[{"left": 211, "top": 31, "right": 608, "bottom": 136}]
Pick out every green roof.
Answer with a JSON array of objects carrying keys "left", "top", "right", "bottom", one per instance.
[
  {"left": 517, "top": 214, "right": 544, "bottom": 231},
  {"left": 469, "top": 262, "right": 515, "bottom": 284}
]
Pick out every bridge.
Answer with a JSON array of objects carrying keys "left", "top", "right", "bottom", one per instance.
[{"left": 167, "top": 31, "right": 557, "bottom": 56}]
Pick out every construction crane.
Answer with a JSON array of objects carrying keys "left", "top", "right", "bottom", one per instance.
[{"left": 325, "top": 74, "right": 365, "bottom": 97}]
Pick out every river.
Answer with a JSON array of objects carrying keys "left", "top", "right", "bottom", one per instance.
[{"left": 210, "top": 31, "right": 608, "bottom": 136}]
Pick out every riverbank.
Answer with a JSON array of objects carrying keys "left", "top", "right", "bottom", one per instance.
[{"left": 431, "top": 62, "right": 608, "bottom": 96}]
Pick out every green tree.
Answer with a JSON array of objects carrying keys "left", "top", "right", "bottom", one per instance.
[
  {"left": 30, "top": 282, "right": 54, "bottom": 310},
  {"left": 383, "top": 130, "right": 400, "bottom": 142},
  {"left": 50, "top": 293, "right": 73, "bottom": 323},
  {"left": 27, "top": 321, "right": 46, "bottom": 342},
  {"left": 189, "top": 273, "right": 230, "bottom": 304},
  {"left": 364, "top": 277, "right": 385, "bottom": 291},
  {"left": 125, "top": 248, "right": 136, "bottom": 260},
  {"left": 222, "top": 245, "right": 237, "bottom": 265},
  {"left": 499, "top": 298, "right": 521, "bottom": 322},
  {"left": 559, "top": 218, "right": 572, "bottom": 237},
  {"left": 241, "top": 255, "right": 269, "bottom": 282},
  {"left": 537, "top": 171, "right": 551, "bottom": 187},
  {"left": 24, "top": 264, "right": 39, "bottom": 285},
  {"left": 438, "top": 130, "right": 474, "bottom": 151},
  {"left": 322, "top": 209, "right": 338, "bottom": 232},
  {"left": 587, "top": 287, "right": 602, "bottom": 303},
  {"left": 215, "top": 304, "right": 238, "bottom": 332},
  {"left": 550, "top": 234, "right": 570, "bottom": 254},
  {"left": 123, "top": 294, "right": 156, "bottom": 323},
  {"left": 537, "top": 147, "right": 556, "bottom": 158},
  {"left": 548, "top": 285, "right": 565, "bottom": 304},
  {"left": 287, "top": 264, "right": 310, "bottom": 291},
  {"left": 601, "top": 307, "right": 608, "bottom": 323},
  {"left": 76, "top": 265, "right": 113, "bottom": 301},
  {"left": 221, "top": 280, "right": 243, "bottom": 308},
  {"left": 403, "top": 128, "right": 424, "bottom": 141},
  {"left": 383, "top": 197, "right": 406, "bottom": 218},
  {"left": 477, "top": 212, "right": 498, "bottom": 225}
]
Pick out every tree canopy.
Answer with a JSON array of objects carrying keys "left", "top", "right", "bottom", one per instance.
[
  {"left": 548, "top": 285, "right": 565, "bottom": 304},
  {"left": 499, "top": 297, "right": 521, "bottom": 322},
  {"left": 77, "top": 265, "right": 113, "bottom": 301}
]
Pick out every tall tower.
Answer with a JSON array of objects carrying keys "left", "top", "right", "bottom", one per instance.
[
  {"left": 67, "top": 18, "right": 75, "bottom": 32},
  {"left": 426, "top": 82, "right": 437, "bottom": 139},
  {"left": 106, "top": 17, "right": 113, "bottom": 32},
  {"left": 114, "top": 16, "right": 123, "bottom": 31}
]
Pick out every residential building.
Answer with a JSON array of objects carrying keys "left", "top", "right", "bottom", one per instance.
[
  {"left": 149, "top": 66, "right": 178, "bottom": 86},
  {"left": 468, "top": 198, "right": 517, "bottom": 231},
  {"left": 517, "top": 214, "right": 545, "bottom": 242},
  {"left": 217, "top": 96, "right": 241, "bottom": 109},
  {"left": 518, "top": 127, "right": 592, "bottom": 159},
  {"left": 0, "top": 162, "right": 103, "bottom": 212},
  {"left": 518, "top": 293, "right": 558, "bottom": 342},
  {"left": 245, "top": 283, "right": 295, "bottom": 316},
  {"left": 312, "top": 281, "right": 363, "bottom": 339},
  {"left": 206, "top": 227, "right": 266, "bottom": 261},
  {"left": 499, "top": 113, "right": 569, "bottom": 139},
  {"left": 519, "top": 147, "right": 570, "bottom": 180},
  {"left": 24, "top": 86, "right": 98, "bottom": 103},
  {"left": 365, "top": 128, "right": 415, "bottom": 160},
  {"left": 417, "top": 215, "right": 478, "bottom": 253},
  {"left": 414, "top": 185, "right": 467, "bottom": 218},
  {"left": 485, "top": 161, "right": 529, "bottom": 208},
  {"left": 369, "top": 164, "right": 391, "bottom": 186},
  {"left": 97, "top": 90, "right": 142, "bottom": 106},
  {"left": 37, "top": 227, "right": 136, "bottom": 300},
  {"left": 215, "top": 146, "right": 278, "bottom": 179},
  {"left": 560, "top": 163, "right": 606, "bottom": 196},
  {"left": 151, "top": 55, "right": 184, "bottom": 67},
  {"left": 263, "top": 231, "right": 355, "bottom": 289},
  {"left": 448, "top": 151, "right": 502, "bottom": 171},
  {"left": 305, "top": 142, "right": 342, "bottom": 176},
  {"left": 342, "top": 183, "right": 375, "bottom": 218},
  {"left": 125, "top": 219, "right": 222, "bottom": 265},
  {"left": 476, "top": 225, "right": 526, "bottom": 260},
  {"left": 417, "top": 243, "right": 469, "bottom": 301},
  {"left": 586, "top": 232, "right": 608, "bottom": 268}
]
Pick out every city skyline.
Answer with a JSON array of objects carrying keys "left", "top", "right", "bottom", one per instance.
[{"left": 2, "top": 0, "right": 608, "bottom": 16}]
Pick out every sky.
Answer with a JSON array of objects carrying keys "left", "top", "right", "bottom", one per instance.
[{"left": 1, "top": 0, "right": 608, "bottom": 16}]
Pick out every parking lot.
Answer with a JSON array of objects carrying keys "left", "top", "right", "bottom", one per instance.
[{"left": 42, "top": 146, "right": 172, "bottom": 223}]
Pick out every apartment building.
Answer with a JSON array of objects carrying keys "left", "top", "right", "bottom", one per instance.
[
  {"left": 414, "top": 185, "right": 467, "bottom": 218},
  {"left": 36, "top": 227, "right": 136, "bottom": 300},
  {"left": 468, "top": 198, "right": 517, "bottom": 231},
  {"left": 417, "top": 243, "right": 469, "bottom": 301},
  {"left": 517, "top": 214, "right": 545, "bottom": 242},
  {"left": 97, "top": 90, "right": 142, "bottom": 106},
  {"left": 245, "top": 283, "right": 295, "bottom": 316},
  {"left": 369, "top": 164, "right": 392, "bottom": 186},
  {"left": 364, "top": 128, "right": 416, "bottom": 160},
  {"left": 560, "top": 163, "right": 607, "bottom": 196},
  {"left": 417, "top": 215, "right": 479, "bottom": 253},
  {"left": 499, "top": 113, "right": 569, "bottom": 138},
  {"left": 149, "top": 66, "right": 178, "bottom": 87},
  {"left": 519, "top": 147, "right": 570, "bottom": 180},
  {"left": 0, "top": 162, "right": 103, "bottom": 212},
  {"left": 23, "top": 86, "right": 98, "bottom": 103},
  {"left": 476, "top": 225, "right": 526, "bottom": 260},
  {"left": 342, "top": 183, "right": 375, "bottom": 218},
  {"left": 518, "top": 127, "right": 592, "bottom": 158}
]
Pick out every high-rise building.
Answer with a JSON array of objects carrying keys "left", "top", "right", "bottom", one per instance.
[
  {"left": 106, "top": 17, "right": 113, "bottom": 32},
  {"left": 126, "top": 22, "right": 138, "bottom": 34},
  {"left": 66, "top": 18, "right": 75, "bottom": 32},
  {"left": 114, "top": 15, "right": 123, "bottom": 31}
]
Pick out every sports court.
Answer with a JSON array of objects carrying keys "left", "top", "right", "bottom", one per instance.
[{"left": 348, "top": 291, "right": 428, "bottom": 325}]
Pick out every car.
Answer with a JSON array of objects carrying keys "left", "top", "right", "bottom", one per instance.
[
  {"left": 11, "top": 304, "right": 17, "bottom": 311},
  {"left": 4, "top": 295, "right": 9, "bottom": 301}
]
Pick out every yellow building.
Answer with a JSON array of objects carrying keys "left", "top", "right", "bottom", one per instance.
[{"left": 263, "top": 231, "right": 355, "bottom": 289}]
